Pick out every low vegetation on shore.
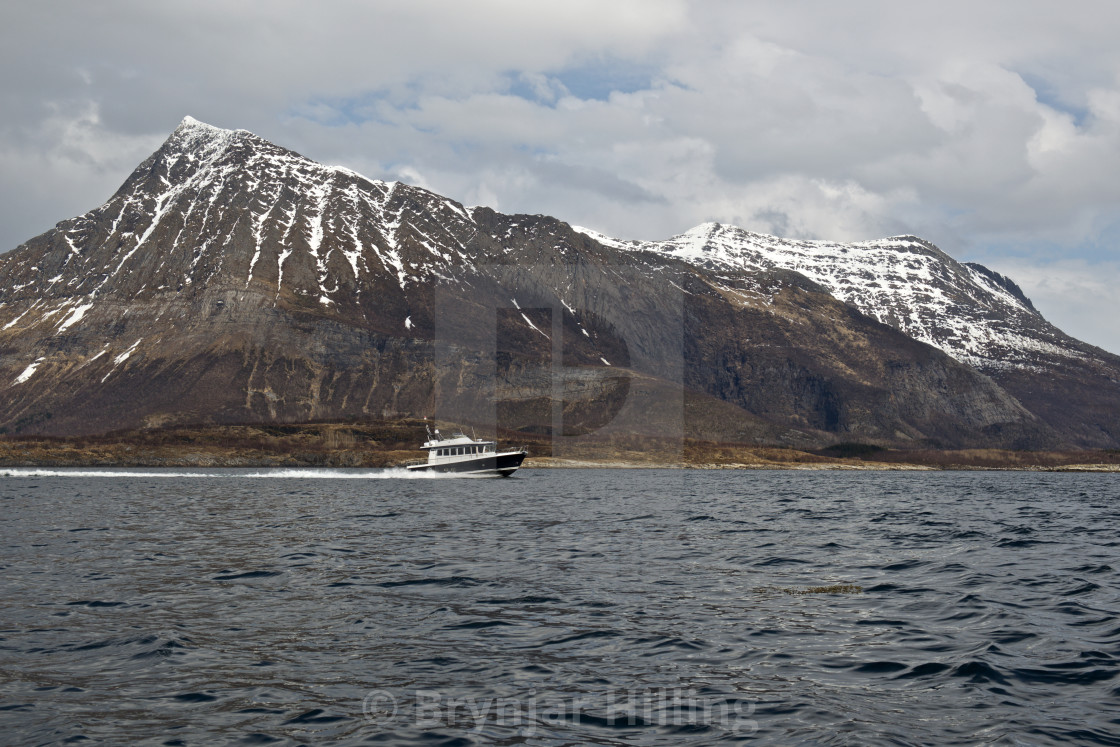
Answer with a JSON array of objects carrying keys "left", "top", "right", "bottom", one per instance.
[{"left": 0, "top": 420, "right": 1117, "bottom": 471}]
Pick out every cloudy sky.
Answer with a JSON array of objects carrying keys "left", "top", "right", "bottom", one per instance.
[{"left": 3, "top": 1, "right": 1119, "bottom": 352}]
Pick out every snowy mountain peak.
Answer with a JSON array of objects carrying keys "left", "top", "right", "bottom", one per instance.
[
  {"left": 574, "top": 220, "right": 1087, "bottom": 372},
  {"left": 158, "top": 115, "right": 258, "bottom": 173},
  {"left": 686, "top": 221, "right": 723, "bottom": 237},
  {"left": 161, "top": 115, "right": 390, "bottom": 198},
  {"left": 172, "top": 115, "right": 259, "bottom": 143},
  {"left": 0, "top": 114, "right": 494, "bottom": 331},
  {"left": 176, "top": 115, "right": 223, "bottom": 132}
]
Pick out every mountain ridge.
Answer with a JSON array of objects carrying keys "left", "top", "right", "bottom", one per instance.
[
  {"left": 0, "top": 117, "right": 1116, "bottom": 449},
  {"left": 574, "top": 221, "right": 1097, "bottom": 372}
]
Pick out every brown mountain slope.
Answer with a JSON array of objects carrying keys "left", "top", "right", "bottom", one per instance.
[{"left": 0, "top": 117, "right": 1108, "bottom": 449}]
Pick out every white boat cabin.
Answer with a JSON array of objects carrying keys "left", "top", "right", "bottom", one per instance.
[{"left": 420, "top": 429, "right": 496, "bottom": 465}]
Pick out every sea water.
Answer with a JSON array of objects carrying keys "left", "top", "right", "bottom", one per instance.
[{"left": 0, "top": 468, "right": 1117, "bottom": 745}]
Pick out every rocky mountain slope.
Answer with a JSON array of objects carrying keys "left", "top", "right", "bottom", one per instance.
[
  {"left": 578, "top": 223, "right": 1049, "bottom": 370},
  {"left": 577, "top": 221, "right": 1120, "bottom": 447},
  {"left": 0, "top": 117, "right": 1116, "bottom": 449}
]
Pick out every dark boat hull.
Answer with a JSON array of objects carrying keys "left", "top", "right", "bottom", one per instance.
[{"left": 406, "top": 450, "right": 527, "bottom": 477}]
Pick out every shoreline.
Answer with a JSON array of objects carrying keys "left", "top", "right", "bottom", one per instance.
[
  {"left": 0, "top": 458, "right": 1115, "bottom": 473},
  {"left": 523, "top": 459, "right": 1120, "bottom": 472},
  {"left": 0, "top": 422, "right": 1117, "bottom": 473}
]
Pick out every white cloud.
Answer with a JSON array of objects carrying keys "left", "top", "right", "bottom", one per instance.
[
  {"left": 985, "top": 258, "right": 1120, "bottom": 355},
  {"left": 0, "top": 102, "right": 163, "bottom": 245}
]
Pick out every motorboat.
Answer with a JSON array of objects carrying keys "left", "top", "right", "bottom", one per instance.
[{"left": 405, "top": 426, "right": 527, "bottom": 477}]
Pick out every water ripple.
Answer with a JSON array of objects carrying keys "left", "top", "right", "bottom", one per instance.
[{"left": 0, "top": 469, "right": 1118, "bottom": 744}]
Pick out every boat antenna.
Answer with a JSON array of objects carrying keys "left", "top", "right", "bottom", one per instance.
[{"left": 472, "top": 426, "right": 477, "bottom": 440}]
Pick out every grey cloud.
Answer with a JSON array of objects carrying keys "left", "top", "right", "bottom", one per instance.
[{"left": 529, "top": 160, "right": 667, "bottom": 204}]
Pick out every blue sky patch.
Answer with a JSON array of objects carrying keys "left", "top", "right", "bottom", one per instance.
[
  {"left": 553, "top": 58, "right": 659, "bottom": 101},
  {"left": 506, "top": 58, "right": 661, "bottom": 106},
  {"left": 1018, "top": 71, "right": 1089, "bottom": 127}
]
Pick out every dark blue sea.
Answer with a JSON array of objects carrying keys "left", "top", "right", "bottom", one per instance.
[{"left": 1, "top": 468, "right": 1118, "bottom": 745}]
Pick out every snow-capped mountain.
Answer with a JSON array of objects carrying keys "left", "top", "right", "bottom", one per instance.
[
  {"left": 576, "top": 221, "right": 1120, "bottom": 447},
  {"left": 0, "top": 117, "right": 1116, "bottom": 448},
  {"left": 578, "top": 222, "right": 1083, "bottom": 373},
  {"left": 4, "top": 116, "right": 483, "bottom": 316}
]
